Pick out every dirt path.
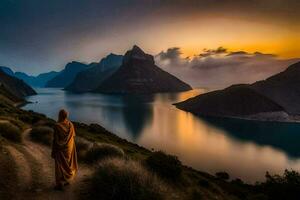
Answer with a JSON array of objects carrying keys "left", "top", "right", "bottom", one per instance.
[{"left": 1, "top": 127, "right": 93, "bottom": 200}]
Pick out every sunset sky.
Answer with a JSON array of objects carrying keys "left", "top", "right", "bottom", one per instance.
[{"left": 0, "top": 0, "right": 299, "bottom": 78}]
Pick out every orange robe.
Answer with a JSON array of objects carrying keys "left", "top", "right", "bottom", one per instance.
[{"left": 52, "top": 120, "right": 78, "bottom": 185}]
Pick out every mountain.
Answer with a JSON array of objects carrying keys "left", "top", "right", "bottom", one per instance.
[
  {"left": 175, "top": 61, "right": 300, "bottom": 120},
  {"left": 15, "top": 71, "right": 59, "bottom": 87},
  {"left": 252, "top": 61, "right": 300, "bottom": 115},
  {"left": 0, "top": 69, "right": 36, "bottom": 104},
  {"left": 94, "top": 45, "right": 192, "bottom": 94},
  {"left": 0, "top": 66, "right": 59, "bottom": 87},
  {"left": 65, "top": 54, "right": 123, "bottom": 92},
  {"left": 0, "top": 66, "right": 14, "bottom": 76},
  {"left": 45, "top": 61, "right": 88, "bottom": 88},
  {"left": 175, "top": 84, "right": 284, "bottom": 118}
]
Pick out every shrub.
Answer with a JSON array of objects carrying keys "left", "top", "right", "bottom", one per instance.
[
  {"left": 198, "top": 179, "right": 210, "bottom": 188},
  {"left": 83, "top": 158, "right": 167, "bottom": 200},
  {"left": 231, "top": 178, "right": 244, "bottom": 185},
  {"left": 84, "top": 143, "right": 125, "bottom": 163},
  {"left": 75, "top": 137, "right": 92, "bottom": 160},
  {"left": 29, "top": 126, "right": 53, "bottom": 146},
  {"left": 145, "top": 151, "right": 182, "bottom": 181},
  {"left": 215, "top": 172, "right": 230, "bottom": 181},
  {"left": 257, "top": 170, "right": 300, "bottom": 200},
  {"left": 0, "top": 122, "right": 22, "bottom": 143},
  {"left": 188, "top": 189, "right": 204, "bottom": 200},
  {"left": 18, "top": 113, "right": 44, "bottom": 124}
]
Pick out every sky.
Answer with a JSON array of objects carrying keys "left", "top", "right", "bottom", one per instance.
[{"left": 0, "top": 0, "right": 299, "bottom": 87}]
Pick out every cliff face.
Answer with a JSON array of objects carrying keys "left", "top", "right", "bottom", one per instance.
[
  {"left": 65, "top": 54, "right": 123, "bottom": 92},
  {"left": 95, "top": 45, "right": 192, "bottom": 94},
  {"left": 45, "top": 61, "right": 88, "bottom": 88}
]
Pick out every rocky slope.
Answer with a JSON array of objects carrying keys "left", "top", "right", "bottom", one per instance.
[
  {"left": 95, "top": 45, "right": 192, "bottom": 94},
  {"left": 65, "top": 54, "right": 123, "bottom": 92},
  {"left": 46, "top": 61, "right": 88, "bottom": 88},
  {"left": 252, "top": 61, "right": 300, "bottom": 115},
  {"left": 175, "top": 61, "right": 300, "bottom": 120},
  {"left": 0, "top": 66, "right": 14, "bottom": 76},
  {"left": 0, "top": 69, "right": 36, "bottom": 103}
]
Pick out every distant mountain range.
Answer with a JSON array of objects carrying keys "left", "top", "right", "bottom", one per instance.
[
  {"left": 65, "top": 54, "right": 123, "bottom": 92},
  {"left": 0, "top": 69, "right": 36, "bottom": 104},
  {"left": 15, "top": 71, "right": 59, "bottom": 87},
  {"left": 175, "top": 61, "right": 300, "bottom": 121},
  {"left": 0, "top": 66, "right": 59, "bottom": 87},
  {"left": 45, "top": 61, "right": 88, "bottom": 88},
  {"left": 1, "top": 46, "right": 192, "bottom": 94},
  {"left": 93, "top": 45, "right": 192, "bottom": 94}
]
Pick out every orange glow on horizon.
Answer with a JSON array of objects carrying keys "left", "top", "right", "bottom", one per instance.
[{"left": 80, "top": 15, "right": 300, "bottom": 63}]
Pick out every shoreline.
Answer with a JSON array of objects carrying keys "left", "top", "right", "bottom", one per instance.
[{"left": 174, "top": 105, "right": 300, "bottom": 123}]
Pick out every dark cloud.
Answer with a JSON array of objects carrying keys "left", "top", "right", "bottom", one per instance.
[
  {"left": 156, "top": 47, "right": 300, "bottom": 89},
  {"left": 227, "top": 51, "right": 250, "bottom": 56},
  {"left": 157, "top": 47, "right": 182, "bottom": 60},
  {"left": 199, "top": 47, "right": 228, "bottom": 58}
]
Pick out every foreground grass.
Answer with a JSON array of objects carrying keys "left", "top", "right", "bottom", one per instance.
[{"left": 83, "top": 158, "right": 169, "bottom": 200}]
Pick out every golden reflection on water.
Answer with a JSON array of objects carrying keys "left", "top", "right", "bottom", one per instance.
[{"left": 138, "top": 91, "right": 300, "bottom": 183}]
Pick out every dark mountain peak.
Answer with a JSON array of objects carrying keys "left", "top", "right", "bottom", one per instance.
[
  {"left": 0, "top": 66, "right": 14, "bottom": 76},
  {"left": 284, "top": 61, "right": 300, "bottom": 72},
  {"left": 106, "top": 53, "right": 120, "bottom": 58},
  {"left": 65, "top": 54, "right": 123, "bottom": 92},
  {"left": 132, "top": 45, "right": 143, "bottom": 52},
  {"left": 102, "top": 53, "right": 123, "bottom": 62},
  {"left": 95, "top": 46, "right": 192, "bottom": 94},
  {"left": 65, "top": 61, "right": 87, "bottom": 70},
  {"left": 46, "top": 61, "right": 88, "bottom": 88},
  {"left": 123, "top": 45, "right": 154, "bottom": 65}
]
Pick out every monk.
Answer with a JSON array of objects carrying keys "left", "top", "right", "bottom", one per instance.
[{"left": 51, "top": 109, "right": 78, "bottom": 190}]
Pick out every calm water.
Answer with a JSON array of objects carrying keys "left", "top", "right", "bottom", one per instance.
[{"left": 23, "top": 88, "right": 300, "bottom": 183}]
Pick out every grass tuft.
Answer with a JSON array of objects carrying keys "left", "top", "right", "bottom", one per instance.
[
  {"left": 84, "top": 143, "right": 125, "bottom": 163},
  {"left": 145, "top": 151, "right": 182, "bottom": 181},
  {"left": 75, "top": 137, "right": 92, "bottom": 160},
  {"left": 29, "top": 126, "right": 53, "bottom": 146},
  {"left": 83, "top": 158, "right": 168, "bottom": 200},
  {"left": 0, "top": 122, "right": 22, "bottom": 143}
]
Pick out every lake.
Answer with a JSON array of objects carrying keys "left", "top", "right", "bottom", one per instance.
[{"left": 23, "top": 88, "right": 300, "bottom": 183}]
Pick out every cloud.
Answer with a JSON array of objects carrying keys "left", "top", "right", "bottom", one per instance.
[
  {"left": 157, "top": 47, "right": 182, "bottom": 60},
  {"left": 156, "top": 47, "right": 300, "bottom": 89},
  {"left": 199, "top": 47, "right": 228, "bottom": 57}
]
